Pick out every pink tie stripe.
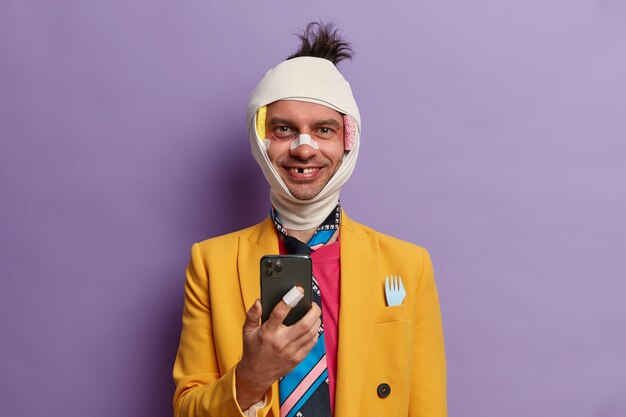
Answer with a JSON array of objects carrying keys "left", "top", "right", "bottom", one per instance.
[{"left": 280, "top": 355, "right": 328, "bottom": 416}]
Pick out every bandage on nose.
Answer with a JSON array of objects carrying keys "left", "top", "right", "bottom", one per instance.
[{"left": 290, "top": 134, "right": 319, "bottom": 150}]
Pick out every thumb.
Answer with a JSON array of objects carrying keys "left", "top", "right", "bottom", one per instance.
[{"left": 243, "top": 299, "right": 262, "bottom": 334}]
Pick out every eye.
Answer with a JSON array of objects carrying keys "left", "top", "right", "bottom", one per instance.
[
  {"left": 315, "top": 126, "right": 337, "bottom": 139},
  {"left": 272, "top": 126, "right": 296, "bottom": 139}
]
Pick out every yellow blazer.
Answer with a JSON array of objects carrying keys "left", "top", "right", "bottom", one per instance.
[{"left": 173, "top": 212, "right": 447, "bottom": 417}]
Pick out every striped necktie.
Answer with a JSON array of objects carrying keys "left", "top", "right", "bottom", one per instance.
[{"left": 271, "top": 206, "right": 339, "bottom": 417}]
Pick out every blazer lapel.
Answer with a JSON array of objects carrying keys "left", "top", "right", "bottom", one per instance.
[
  {"left": 238, "top": 217, "right": 280, "bottom": 312},
  {"left": 237, "top": 218, "right": 281, "bottom": 416},
  {"left": 335, "top": 212, "right": 379, "bottom": 416}
]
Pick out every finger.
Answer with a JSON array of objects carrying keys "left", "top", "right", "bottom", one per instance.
[
  {"left": 282, "top": 286, "right": 305, "bottom": 308},
  {"left": 284, "top": 302, "right": 321, "bottom": 341},
  {"left": 290, "top": 317, "right": 321, "bottom": 352},
  {"left": 242, "top": 299, "right": 262, "bottom": 334},
  {"left": 294, "top": 301, "right": 321, "bottom": 327},
  {"left": 265, "top": 286, "right": 304, "bottom": 331},
  {"left": 310, "top": 302, "right": 321, "bottom": 316},
  {"left": 276, "top": 303, "right": 322, "bottom": 362}
]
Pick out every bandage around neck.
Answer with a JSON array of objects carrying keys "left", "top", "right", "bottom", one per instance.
[{"left": 247, "top": 57, "right": 361, "bottom": 230}]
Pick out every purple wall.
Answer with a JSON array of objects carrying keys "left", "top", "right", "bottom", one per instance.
[{"left": 1, "top": 1, "right": 625, "bottom": 416}]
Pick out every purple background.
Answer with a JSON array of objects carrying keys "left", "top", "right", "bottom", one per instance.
[{"left": 1, "top": 1, "right": 625, "bottom": 416}]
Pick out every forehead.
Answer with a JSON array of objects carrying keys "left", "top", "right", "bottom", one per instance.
[{"left": 266, "top": 100, "right": 343, "bottom": 123}]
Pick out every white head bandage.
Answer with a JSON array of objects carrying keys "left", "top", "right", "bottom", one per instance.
[{"left": 247, "top": 56, "right": 361, "bottom": 230}]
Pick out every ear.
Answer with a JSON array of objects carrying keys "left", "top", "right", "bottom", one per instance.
[{"left": 343, "top": 114, "right": 357, "bottom": 150}]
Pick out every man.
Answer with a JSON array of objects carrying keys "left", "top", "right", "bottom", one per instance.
[{"left": 173, "top": 22, "right": 447, "bottom": 417}]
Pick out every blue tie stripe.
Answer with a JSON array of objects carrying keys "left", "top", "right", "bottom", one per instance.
[
  {"left": 285, "top": 369, "right": 329, "bottom": 417},
  {"left": 279, "top": 333, "right": 326, "bottom": 403},
  {"left": 308, "top": 229, "right": 335, "bottom": 246}
]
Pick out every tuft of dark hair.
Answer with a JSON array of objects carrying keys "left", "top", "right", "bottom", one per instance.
[{"left": 287, "top": 21, "right": 354, "bottom": 65}]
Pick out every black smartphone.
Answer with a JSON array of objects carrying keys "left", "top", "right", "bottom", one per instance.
[{"left": 260, "top": 255, "right": 312, "bottom": 326}]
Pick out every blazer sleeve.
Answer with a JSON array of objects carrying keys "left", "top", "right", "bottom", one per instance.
[
  {"left": 172, "top": 243, "right": 274, "bottom": 417},
  {"left": 408, "top": 248, "right": 447, "bottom": 417}
]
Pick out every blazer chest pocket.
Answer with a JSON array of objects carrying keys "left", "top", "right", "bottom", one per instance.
[{"left": 374, "top": 304, "right": 407, "bottom": 324}]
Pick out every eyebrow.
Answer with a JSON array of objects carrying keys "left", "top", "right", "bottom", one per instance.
[
  {"left": 312, "top": 119, "right": 342, "bottom": 129},
  {"left": 267, "top": 117, "right": 342, "bottom": 128},
  {"left": 268, "top": 117, "right": 295, "bottom": 126}
]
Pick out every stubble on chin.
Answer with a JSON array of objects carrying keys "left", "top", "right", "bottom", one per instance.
[{"left": 287, "top": 187, "right": 321, "bottom": 201}]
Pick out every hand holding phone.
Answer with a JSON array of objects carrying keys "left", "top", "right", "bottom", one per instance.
[{"left": 237, "top": 262, "right": 320, "bottom": 409}]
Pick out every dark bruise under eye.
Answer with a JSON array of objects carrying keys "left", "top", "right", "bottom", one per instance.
[{"left": 272, "top": 125, "right": 296, "bottom": 138}]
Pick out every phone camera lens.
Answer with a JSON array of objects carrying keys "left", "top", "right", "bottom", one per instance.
[
  {"left": 264, "top": 259, "right": 272, "bottom": 268},
  {"left": 274, "top": 264, "right": 283, "bottom": 273},
  {"left": 265, "top": 268, "right": 273, "bottom": 276}
]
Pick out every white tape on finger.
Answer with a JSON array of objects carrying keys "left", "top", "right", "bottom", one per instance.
[{"left": 282, "top": 286, "right": 304, "bottom": 308}]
